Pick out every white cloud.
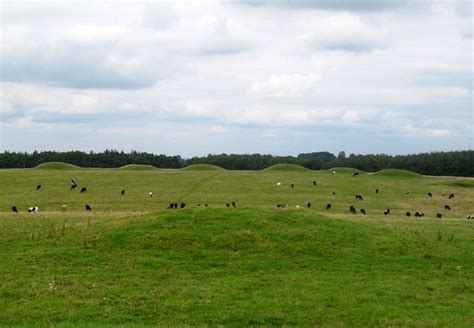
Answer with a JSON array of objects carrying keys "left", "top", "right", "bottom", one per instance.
[{"left": 250, "top": 73, "right": 320, "bottom": 97}]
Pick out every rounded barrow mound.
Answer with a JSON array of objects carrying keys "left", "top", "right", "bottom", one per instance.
[{"left": 34, "top": 162, "right": 81, "bottom": 170}]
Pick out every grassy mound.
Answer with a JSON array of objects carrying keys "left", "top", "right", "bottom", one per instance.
[
  {"left": 34, "top": 162, "right": 81, "bottom": 170},
  {"left": 373, "top": 168, "right": 421, "bottom": 178},
  {"left": 263, "top": 164, "right": 310, "bottom": 172},
  {"left": 117, "top": 164, "right": 157, "bottom": 171},
  {"left": 182, "top": 164, "right": 224, "bottom": 171},
  {"left": 0, "top": 208, "right": 472, "bottom": 326},
  {"left": 326, "top": 167, "right": 362, "bottom": 174}
]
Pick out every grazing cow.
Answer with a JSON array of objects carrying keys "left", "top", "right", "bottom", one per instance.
[
  {"left": 332, "top": 192, "right": 336, "bottom": 196},
  {"left": 226, "top": 203, "right": 230, "bottom": 207},
  {"left": 277, "top": 204, "right": 288, "bottom": 208},
  {"left": 80, "top": 187, "right": 87, "bottom": 193},
  {"left": 375, "top": 189, "right": 379, "bottom": 194},
  {"left": 71, "top": 183, "right": 77, "bottom": 191},
  {"left": 12, "top": 206, "right": 18, "bottom": 213},
  {"left": 205, "top": 204, "right": 208, "bottom": 207},
  {"left": 466, "top": 214, "right": 472, "bottom": 220},
  {"left": 427, "top": 192, "right": 432, "bottom": 198},
  {"left": 28, "top": 206, "right": 38, "bottom": 213},
  {"left": 353, "top": 172, "right": 359, "bottom": 177},
  {"left": 121, "top": 189, "right": 125, "bottom": 195},
  {"left": 406, "top": 211, "right": 411, "bottom": 217},
  {"left": 332, "top": 170, "right": 336, "bottom": 175},
  {"left": 275, "top": 182, "right": 282, "bottom": 188},
  {"left": 436, "top": 213, "right": 442, "bottom": 219},
  {"left": 180, "top": 203, "right": 185, "bottom": 209},
  {"left": 232, "top": 201, "right": 236, "bottom": 208},
  {"left": 313, "top": 180, "right": 317, "bottom": 186},
  {"left": 169, "top": 203, "right": 175, "bottom": 209},
  {"left": 85, "top": 204, "right": 92, "bottom": 211},
  {"left": 307, "top": 202, "right": 311, "bottom": 208},
  {"left": 61, "top": 204, "right": 67, "bottom": 211},
  {"left": 36, "top": 184, "right": 42, "bottom": 191},
  {"left": 360, "top": 208, "right": 366, "bottom": 215},
  {"left": 383, "top": 209, "right": 390, "bottom": 216},
  {"left": 198, "top": 204, "right": 201, "bottom": 207},
  {"left": 296, "top": 205, "right": 300, "bottom": 209},
  {"left": 355, "top": 194, "right": 363, "bottom": 201},
  {"left": 405, "top": 191, "right": 410, "bottom": 196},
  {"left": 349, "top": 205, "right": 357, "bottom": 214},
  {"left": 444, "top": 205, "right": 451, "bottom": 211},
  {"left": 326, "top": 203, "right": 331, "bottom": 210},
  {"left": 291, "top": 183, "right": 295, "bottom": 189},
  {"left": 448, "top": 193, "right": 454, "bottom": 199},
  {"left": 148, "top": 192, "right": 153, "bottom": 198},
  {"left": 415, "top": 211, "right": 425, "bottom": 217}
]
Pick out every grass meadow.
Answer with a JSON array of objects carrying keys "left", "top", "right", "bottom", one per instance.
[{"left": 0, "top": 163, "right": 473, "bottom": 326}]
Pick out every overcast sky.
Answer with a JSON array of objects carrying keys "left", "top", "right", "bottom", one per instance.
[{"left": 1, "top": 0, "right": 472, "bottom": 157}]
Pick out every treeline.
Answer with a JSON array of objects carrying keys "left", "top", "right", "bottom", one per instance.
[{"left": 0, "top": 150, "right": 472, "bottom": 176}]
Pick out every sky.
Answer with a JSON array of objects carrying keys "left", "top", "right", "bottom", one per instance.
[{"left": 1, "top": 0, "right": 472, "bottom": 157}]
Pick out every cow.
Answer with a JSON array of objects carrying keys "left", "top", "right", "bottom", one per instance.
[
  {"left": 353, "top": 172, "right": 359, "bottom": 177},
  {"left": 448, "top": 193, "right": 455, "bottom": 199},
  {"left": 349, "top": 205, "right": 357, "bottom": 214},
  {"left": 332, "top": 192, "right": 336, "bottom": 196},
  {"left": 375, "top": 189, "right": 379, "bottom": 194},
  {"left": 277, "top": 204, "right": 288, "bottom": 208},
  {"left": 326, "top": 203, "right": 331, "bottom": 210},
  {"left": 61, "top": 204, "right": 67, "bottom": 211},
  {"left": 355, "top": 195, "right": 363, "bottom": 201},
  {"left": 427, "top": 192, "right": 432, "bottom": 198},
  {"left": 149, "top": 192, "right": 153, "bottom": 197},
  {"left": 436, "top": 213, "right": 442, "bottom": 219},
  {"left": 232, "top": 201, "right": 236, "bottom": 208},
  {"left": 307, "top": 202, "right": 311, "bottom": 208},
  {"left": 415, "top": 211, "right": 425, "bottom": 217},
  {"left": 11, "top": 206, "right": 18, "bottom": 213},
  {"left": 332, "top": 170, "right": 336, "bottom": 175},
  {"left": 405, "top": 191, "right": 410, "bottom": 196},
  {"left": 313, "top": 180, "right": 317, "bottom": 186},
  {"left": 36, "top": 184, "right": 42, "bottom": 191},
  {"left": 226, "top": 203, "right": 230, "bottom": 207},
  {"left": 80, "top": 187, "right": 87, "bottom": 193},
  {"left": 406, "top": 211, "right": 411, "bottom": 217},
  {"left": 180, "top": 203, "right": 185, "bottom": 209},
  {"left": 275, "top": 182, "right": 282, "bottom": 188},
  {"left": 360, "top": 208, "right": 366, "bottom": 215},
  {"left": 121, "top": 189, "right": 125, "bottom": 195},
  {"left": 28, "top": 206, "right": 38, "bottom": 213},
  {"left": 467, "top": 214, "right": 472, "bottom": 220},
  {"left": 169, "top": 203, "right": 175, "bottom": 209},
  {"left": 71, "top": 183, "right": 77, "bottom": 191},
  {"left": 444, "top": 205, "right": 451, "bottom": 210},
  {"left": 383, "top": 209, "right": 390, "bottom": 216},
  {"left": 85, "top": 204, "right": 92, "bottom": 211},
  {"left": 291, "top": 183, "right": 295, "bottom": 189}
]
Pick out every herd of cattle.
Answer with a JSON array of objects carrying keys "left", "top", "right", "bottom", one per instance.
[{"left": 7, "top": 176, "right": 473, "bottom": 220}]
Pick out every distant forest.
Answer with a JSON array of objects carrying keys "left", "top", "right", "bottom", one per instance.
[{"left": 0, "top": 150, "right": 473, "bottom": 177}]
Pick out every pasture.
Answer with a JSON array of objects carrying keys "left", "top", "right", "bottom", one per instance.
[{"left": 0, "top": 163, "right": 473, "bottom": 326}]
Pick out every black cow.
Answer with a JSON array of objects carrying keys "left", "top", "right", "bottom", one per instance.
[
  {"left": 448, "top": 193, "right": 455, "bottom": 199},
  {"left": 169, "top": 203, "right": 175, "bottom": 209},
  {"left": 80, "top": 187, "right": 87, "bottom": 193},
  {"left": 232, "top": 201, "right": 236, "bottom": 208},
  {"left": 174, "top": 203, "right": 178, "bottom": 209},
  {"left": 326, "top": 203, "right": 331, "bottom": 210},
  {"left": 332, "top": 192, "right": 336, "bottom": 196},
  {"left": 226, "top": 203, "right": 230, "bottom": 207},
  {"left": 406, "top": 211, "right": 411, "bottom": 217},
  {"left": 36, "top": 184, "right": 42, "bottom": 191},
  {"left": 313, "top": 180, "right": 317, "bottom": 186},
  {"left": 444, "top": 205, "right": 451, "bottom": 211},
  {"left": 307, "top": 202, "right": 311, "bottom": 208},
  {"left": 405, "top": 191, "right": 410, "bottom": 196},
  {"left": 436, "top": 213, "right": 442, "bottom": 219},
  {"left": 277, "top": 204, "right": 288, "bottom": 208},
  {"left": 349, "top": 205, "right": 357, "bottom": 214},
  {"left": 355, "top": 194, "right": 363, "bottom": 201},
  {"left": 291, "top": 184, "right": 295, "bottom": 189},
  {"left": 427, "top": 192, "right": 432, "bottom": 197},
  {"left": 85, "top": 204, "right": 92, "bottom": 211},
  {"left": 71, "top": 183, "right": 77, "bottom": 190},
  {"left": 375, "top": 189, "right": 379, "bottom": 194},
  {"left": 415, "top": 211, "right": 424, "bottom": 217},
  {"left": 360, "top": 208, "right": 366, "bottom": 215},
  {"left": 121, "top": 189, "right": 125, "bottom": 195},
  {"left": 353, "top": 172, "right": 359, "bottom": 177},
  {"left": 205, "top": 204, "right": 208, "bottom": 207},
  {"left": 180, "top": 203, "right": 185, "bottom": 209},
  {"left": 383, "top": 209, "right": 390, "bottom": 216},
  {"left": 12, "top": 206, "right": 18, "bottom": 213}
]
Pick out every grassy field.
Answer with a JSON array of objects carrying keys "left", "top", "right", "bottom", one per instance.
[{"left": 0, "top": 163, "right": 473, "bottom": 326}]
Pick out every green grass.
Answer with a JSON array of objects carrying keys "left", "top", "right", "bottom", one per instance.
[{"left": 0, "top": 165, "right": 473, "bottom": 326}]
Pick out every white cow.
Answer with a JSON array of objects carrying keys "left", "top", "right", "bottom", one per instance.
[
  {"left": 149, "top": 192, "right": 153, "bottom": 198},
  {"left": 28, "top": 206, "right": 38, "bottom": 213},
  {"left": 275, "top": 182, "right": 282, "bottom": 188}
]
